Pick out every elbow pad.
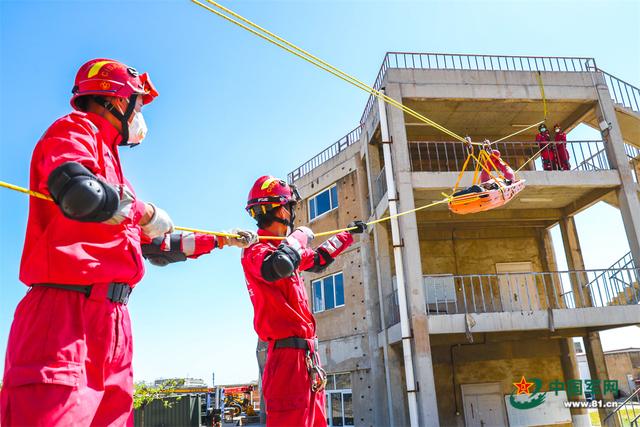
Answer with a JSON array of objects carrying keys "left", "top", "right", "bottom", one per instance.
[
  {"left": 261, "top": 244, "right": 301, "bottom": 282},
  {"left": 306, "top": 248, "right": 334, "bottom": 273},
  {"left": 142, "top": 234, "right": 188, "bottom": 267},
  {"left": 47, "top": 162, "right": 119, "bottom": 222}
]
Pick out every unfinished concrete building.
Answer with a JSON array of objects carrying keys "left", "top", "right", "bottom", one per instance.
[{"left": 288, "top": 53, "right": 640, "bottom": 427}]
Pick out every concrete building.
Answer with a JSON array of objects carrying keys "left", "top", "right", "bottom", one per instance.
[
  {"left": 577, "top": 347, "right": 640, "bottom": 397},
  {"left": 287, "top": 53, "right": 640, "bottom": 427},
  {"left": 153, "top": 377, "right": 207, "bottom": 388}
]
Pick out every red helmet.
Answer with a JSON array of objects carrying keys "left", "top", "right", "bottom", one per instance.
[
  {"left": 70, "top": 58, "right": 158, "bottom": 110},
  {"left": 246, "top": 176, "right": 300, "bottom": 219}
]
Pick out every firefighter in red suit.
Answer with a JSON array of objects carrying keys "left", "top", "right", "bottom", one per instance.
[
  {"left": 536, "top": 123, "right": 557, "bottom": 170},
  {"left": 553, "top": 123, "right": 571, "bottom": 170},
  {"left": 0, "top": 58, "right": 255, "bottom": 426},
  {"left": 480, "top": 144, "right": 516, "bottom": 184},
  {"left": 241, "top": 176, "right": 366, "bottom": 427}
]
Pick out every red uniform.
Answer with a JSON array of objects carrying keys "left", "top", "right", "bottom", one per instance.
[
  {"left": 536, "top": 130, "right": 557, "bottom": 171},
  {"left": 480, "top": 151, "right": 515, "bottom": 183},
  {"left": 1, "top": 111, "right": 217, "bottom": 425},
  {"left": 554, "top": 130, "right": 571, "bottom": 170},
  {"left": 242, "top": 229, "right": 354, "bottom": 427}
]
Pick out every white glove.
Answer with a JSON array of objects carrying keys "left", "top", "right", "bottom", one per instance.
[
  {"left": 296, "top": 226, "right": 315, "bottom": 242},
  {"left": 226, "top": 229, "right": 258, "bottom": 248},
  {"left": 285, "top": 226, "right": 315, "bottom": 252},
  {"left": 141, "top": 204, "right": 174, "bottom": 239}
]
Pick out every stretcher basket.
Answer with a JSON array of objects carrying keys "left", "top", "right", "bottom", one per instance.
[{"left": 448, "top": 179, "right": 526, "bottom": 215}]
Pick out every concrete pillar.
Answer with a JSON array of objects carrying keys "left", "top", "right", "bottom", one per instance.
[
  {"left": 559, "top": 216, "right": 593, "bottom": 307},
  {"left": 388, "top": 343, "right": 409, "bottom": 427},
  {"left": 559, "top": 339, "right": 591, "bottom": 426},
  {"left": 358, "top": 158, "right": 392, "bottom": 427},
  {"left": 584, "top": 330, "right": 620, "bottom": 426},
  {"left": 537, "top": 228, "right": 566, "bottom": 309},
  {"left": 385, "top": 83, "right": 440, "bottom": 426},
  {"left": 595, "top": 76, "right": 640, "bottom": 268}
]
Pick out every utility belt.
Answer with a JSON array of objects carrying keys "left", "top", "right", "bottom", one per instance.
[
  {"left": 30, "top": 282, "right": 132, "bottom": 305},
  {"left": 273, "top": 337, "right": 327, "bottom": 392}
]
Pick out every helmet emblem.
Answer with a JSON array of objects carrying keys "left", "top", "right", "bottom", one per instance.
[
  {"left": 260, "top": 177, "right": 280, "bottom": 193},
  {"left": 87, "top": 60, "right": 115, "bottom": 78}
]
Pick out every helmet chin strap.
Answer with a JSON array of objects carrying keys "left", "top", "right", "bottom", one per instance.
[
  {"left": 95, "top": 94, "right": 138, "bottom": 147},
  {"left": 266, "top": 203, "right": 296, "bottom": 233}
]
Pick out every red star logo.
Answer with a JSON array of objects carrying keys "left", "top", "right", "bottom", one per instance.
[{"left": 513, "top": 376, "right": 534, "bottom": 395}]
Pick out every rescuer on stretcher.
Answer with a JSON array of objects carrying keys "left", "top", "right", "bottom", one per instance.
[
  {"left": 453, "top": 139, "right": 516, "bottom": 198},
  {"left": 241, "top": 176, "right": 366, "bottom": 427}
]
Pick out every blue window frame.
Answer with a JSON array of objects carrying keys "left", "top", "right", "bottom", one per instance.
[
  {"left": 312, "top": 272, "right": 345, "bottom": 313},
  {"left": 308, "top": 184, "right": 338, "bottom": 221}
]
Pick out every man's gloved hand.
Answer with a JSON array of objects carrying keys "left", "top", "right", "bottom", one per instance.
[
  {"left": 347, "top": 220, "right": 367, "bottom": 235},
  {"left": 286, "top": 226, "right": 315, "bottom": 252},
  {"left": 140, "top": 203, "right": 174, "bottom": 239},
  {"left": 225, "top": 229, "right": 258, "bottom": 248}
]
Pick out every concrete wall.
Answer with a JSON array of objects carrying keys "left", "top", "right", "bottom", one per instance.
[
  {"left": 604, "top": 351, "right": 640, "bottom": 396},
  {"left": 419, "top": 227, "right": 545, "bottom": 276},
  {"left": 431, "top": 333, "right": 571, "bottom": 427}
]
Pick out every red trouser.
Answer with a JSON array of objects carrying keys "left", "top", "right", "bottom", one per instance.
[
  {"left": 557, "top": 143, "right": 571, "bottom": 170},
  {"left": 1, "top": 284, "right": 134, "bottom": 426},
  {"left": 263, "top": 340, "right": 326, "bottom": 427},
  {"left": 540, "top": 149, "right": 558, "bottom": 171}
]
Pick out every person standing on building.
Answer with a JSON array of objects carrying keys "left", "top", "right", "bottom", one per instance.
[
  {"left": 240, "top": 176, "right": 366, "bottom": 427},
  {"left": 536, "top": 123, "right": 556, "bottom": 170},
  {"left": 0, "top": 58, "right": 255, "bottom": 426},
  {"left": 553, "top": 123, "right": 571, "bottom": 170}
]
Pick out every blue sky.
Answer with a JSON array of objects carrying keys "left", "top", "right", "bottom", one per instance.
[{"left": 1, "top": 0, "right": 639, "bottom": 385}]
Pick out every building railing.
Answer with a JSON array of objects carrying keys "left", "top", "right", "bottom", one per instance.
[
  {"left": 422, "top": 268, "right": 639, "bottom": 316},
  {"left": 287, "top": 126, "right": 362, "bottom": 183},
  {"left": 372, "top": 166, "right": 388, "bottom": 208},
  {"left": 360, "top": 52, "right": 597, "bottom": 125},
  {"left": 602, "top": 386, "right": 640, "bottom": 427},
  {"left": 600, "top": 69, "right": 640, "bottom": 113},
  {"left": 381, "top": 289, "right": 400, "bottom": 330},
  {"left": 408, "top": 140, "right": 611, "bottom": 173}
]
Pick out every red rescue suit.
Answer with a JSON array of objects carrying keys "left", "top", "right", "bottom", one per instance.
[
  {"left": 536, "top": 130, "right": 557, "bottom": 171},
  {"left": 554, "top": 130, "right": 571, "bottom": 170},
  {"left": 1, "top": 112, "right": 218, "bottom": 426},
  {"left": 241, "top": 229, "right": 354, "bottom": 427},
  {"left": 480, "top": 151, "right": 515, "bottom": 183}
]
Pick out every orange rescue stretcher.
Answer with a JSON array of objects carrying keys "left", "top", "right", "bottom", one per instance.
[
  {"left": 448, "top": 179, "right": 526, "bottom": 215},
  {"left": 447, "top": 143, "right": 526, "bottom": 215}
]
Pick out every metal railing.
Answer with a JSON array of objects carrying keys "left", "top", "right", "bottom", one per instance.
[
  {"left": 372, "top": 166, "right": 388, "bottom": 208},
  {"left": 423, "top": 268, "right": 640, "bottom": 315},
  {"left": 380, "top": 289, "right": 401, "bottom": 330},
  {"left": 603, "top": 387, "right": 640, "bottom": 427},
  {"left": 600, "top": 69, "right": 640, "bottom": 113},
  {"left": 408, "top": 140, "right": 611, "bottom": 173},
  {"left": 360, "top": 52, "right": 597, "bottom": 125},
  {"left": 287, "top": 125, "right": 362, "bottom": 183}
]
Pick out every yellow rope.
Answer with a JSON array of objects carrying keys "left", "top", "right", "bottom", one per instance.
[
  {"left": 536, "top": 72, "right": 548, "bottom": 120},
  {"left": 515, "top": 141, "right": 552, "bottom": 173},
  {"left": 490, "top": 120, "right": 544, "bottom": 144},
  {"left": 191, "top": 0, "right": 468, "bottom": 144},
  {"left": 0, "top": 181, "right": 53, "bottom": 201},
  {"left": 0, "top": 179, "right": 450, "bottom": 241}
]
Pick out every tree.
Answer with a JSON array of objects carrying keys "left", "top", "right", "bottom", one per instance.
[{"left": 133, "top": 379, "right": 182, "bottom": 427}]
